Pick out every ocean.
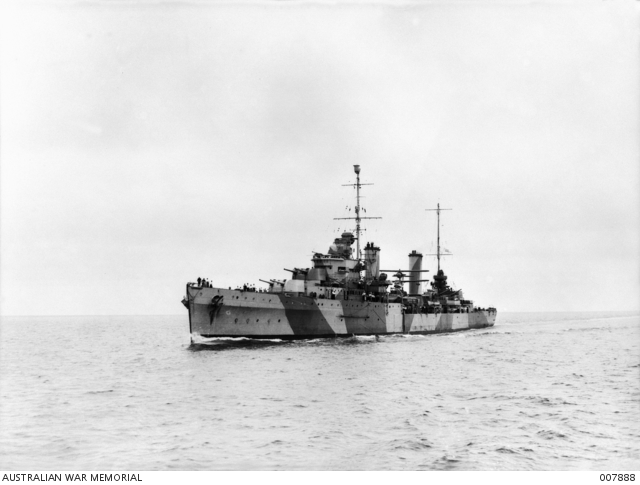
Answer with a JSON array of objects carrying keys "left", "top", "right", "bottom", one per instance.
[{"left": 0, "top": 312, "right": 638, "bottom": 471}]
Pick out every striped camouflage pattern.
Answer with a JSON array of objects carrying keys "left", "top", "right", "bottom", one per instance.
[{"left": 186, "top": 285, "right": 496, "bottom": 339}]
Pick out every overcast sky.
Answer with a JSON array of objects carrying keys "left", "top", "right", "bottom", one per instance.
[{"left": 1, "top": 0, "right": 638, "bottom": 315}]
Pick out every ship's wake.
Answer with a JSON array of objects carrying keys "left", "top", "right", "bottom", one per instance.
[
  {"left": 188, "top": 333, "right": 385, "bottom": 351},
  {"left": 303, "top": 335, "right": 380, "bottom": 346},
  {"left": 188, "top": 330, "right": 512, "bottom": 351},
  {"left": 189, "top": 335, "right": 287, "bottom": 351}
]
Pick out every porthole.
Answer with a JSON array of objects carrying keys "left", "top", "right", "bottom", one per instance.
[
  {"left": 234, "top": 318, "right": 238, "bottom": 323},
  {"left": 278, "top": 319, "right": 281, "bottom": 322}
]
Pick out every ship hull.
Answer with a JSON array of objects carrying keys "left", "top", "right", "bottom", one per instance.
[{"left": 186, "top": 286, "right": 496, "bottom": 340}]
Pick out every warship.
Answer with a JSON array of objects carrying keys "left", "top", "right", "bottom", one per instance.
[{"left": 182, "top": 165, "right": 496, "bottom": 340}]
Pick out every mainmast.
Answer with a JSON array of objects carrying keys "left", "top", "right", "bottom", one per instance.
[
  {"left": 334, "top": 165, "right": 381, "bottom": 260},
  {"left": 426, "top": 203, "right": 452, "bottom": 272}
]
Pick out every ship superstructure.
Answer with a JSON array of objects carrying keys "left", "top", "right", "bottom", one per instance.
[{"left": 182, "top": 166, "right": 496, "bottom": 340}]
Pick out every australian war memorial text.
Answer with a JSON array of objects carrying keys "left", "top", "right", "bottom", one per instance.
[{"left": 1, "top": 475, "right": 141, "bottom": 483}]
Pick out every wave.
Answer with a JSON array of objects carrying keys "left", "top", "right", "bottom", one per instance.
[
  {"left": 389, "top": 437, "right": 433, "bottom": 451},
  {"left": 537, "top": 430, "right": 568, "bottom": 440}
]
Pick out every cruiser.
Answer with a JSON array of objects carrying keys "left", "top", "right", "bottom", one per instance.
[{"left": 182, "top": 165, "right": 496, "bottom": 340}]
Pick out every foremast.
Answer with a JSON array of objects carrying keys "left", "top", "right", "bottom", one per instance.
[{"left": 334, "top": 165, "right": 381, "bottom": 261}]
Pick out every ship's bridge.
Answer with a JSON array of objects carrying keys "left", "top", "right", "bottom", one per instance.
[
  {"left": 308, "top": 232, "right": 360, "bottom": 283},
  {"left": 328, "top": 232, "right": 355, "bottom": 259}
]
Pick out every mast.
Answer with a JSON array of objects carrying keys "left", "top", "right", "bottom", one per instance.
[
  {"left": 436, "top": 203, "right": 441, "bottom": 272},
  {"left": 355, "top": 165, "right": 362, "bottom": 258},
  {"left": 334, "top": 165, "right": 381, "bottom": 260},
  {"left": 426, "top": 203, "right": 452, "bottom": 272}
]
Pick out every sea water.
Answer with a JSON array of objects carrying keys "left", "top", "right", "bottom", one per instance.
[{"left": 0, "top": 312, "right": 638, "bottom": 470}]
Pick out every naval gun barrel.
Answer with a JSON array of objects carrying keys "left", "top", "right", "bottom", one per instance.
[{"left": 284, "top": 268, "right": 309, "bottom": 274}]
